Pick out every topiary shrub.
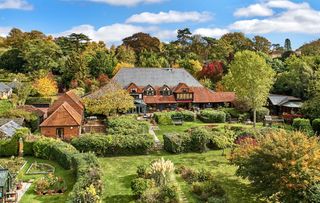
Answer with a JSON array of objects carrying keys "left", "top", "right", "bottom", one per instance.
[
  {"left": 198, "top": 109, "right": 226, "bottom": 123},
  {"left": 154, "top": 112, "right": 173, "bottom": 125},
  {"left": 163, "top": 133, "right": 191, "bottom": 153},
  {"left": 292, "top": 118, "right": 313, "bottom": 134},
  {"left": 190, "top": 127, "right": 210, "bottom": 153},
  {"left": 312, "top": 119, "right": 320, "bottom": 135},
  {"left": 172, "top": 110, "right": 195, "bottom": 122}
]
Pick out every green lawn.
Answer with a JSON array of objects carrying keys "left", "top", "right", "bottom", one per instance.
[
  {"left": 14, "top": 157, "right": 75, "bottom": 203},
  {"left": 0, "top": 100, "right": 12, "bottom": 114},
  {"left": 99, "top": 150, "right": 261, "bottom": 203}
]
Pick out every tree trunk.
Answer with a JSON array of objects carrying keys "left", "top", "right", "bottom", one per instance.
[{"left": 253, "top": 108, "right": 257, "bottom": 128}]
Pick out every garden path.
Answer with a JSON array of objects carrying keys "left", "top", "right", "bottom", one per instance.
[{"left": 17, "top": 182, "right": 31, "bottom": 202}]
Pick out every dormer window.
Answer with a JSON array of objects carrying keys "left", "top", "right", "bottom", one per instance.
[
  {"left": 182, "top": 88, "right": 189, "bottom": 93},
  {"left": 131, "top": 88, "right": 137, "bottom": 93},
  {"left": 160, "top": 85, "right": 172, "bottom": 96},
  {"left": 144, "top": 85, "right": 155, "bottom": 96}
]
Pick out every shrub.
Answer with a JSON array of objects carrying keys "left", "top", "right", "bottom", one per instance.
[
  {"left": 218, "top": 107, "right": 241, "bottom": 121},
  {"left": 312, "top": 119, "right": 320, "bottom": 134},
  {"left": 172, "top": 110, "right": 195, "bottom": 122},
  {"left": 199, "top": 109, "right": 226, "bottom": 123},
  {"left": 190, "top": 127, "right": 210, "bottom": 153},
  {"left": 192, "top": 181, "right": 227, "bottom": 202},
  {"left": 230, "top": 130, "right": 320, "bottom": 202},
  {"left": 107, "top": 116, "right": 149, "bottom": 135},
  {"left": 0, "top": 128, "right": 32, "bottom": 157},
  {"left": 308, "top": 183, "right": 320, "bottom": 203},
  {"left": 25, "top": 97, "right": 53, "bottom": 105},
  {"left": 154, "top": 112, "right": 172, "bottom": 125},
  {"left": 0, "top": 109, "right": 39, "bottom": 132},
  {"left": 137, "top": 165, "right": 149, "bottom": 178},
  {"left": 253, "top": 107, "right": 270, "bottom": 122},
  {"left": 292, "top": 118, "right": 313, "bottom": 134},
  {"left": 163, "top": 133, "right": 191, "bottom": 153},
  {"left": 238, "top": 113, "right": 250, "bottom": 123},
  {"left": 33, "top": 137, "right": 78, "bottom": 169},
  {"left": 71, "top": 134, "right": 154, "bottom": 156},
  {"left": 131, "top": 178, "right": 152, "bottom": 197},
  {"left": 178, "top": 166, "right": 213, "bottom": 184},
  {"left": 68, "top": 152, "right": 102, "bottom": 203},
  {"left": 150, "top": 158, "right": 175, "bottom": 186}
]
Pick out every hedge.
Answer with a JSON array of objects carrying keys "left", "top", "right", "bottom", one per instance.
[
  {"left": 71, "top": 134, "right": 154, "bottom": 156},
  {"left": 198, "top": 109, "right": 226, "bottom": 123},
  {"left": 0, "top": 128, "right": 32, "bottom": 157},
  {"left": 154, "top": 112, "right": 172, "bottom": 125},
  {"left": 292, "top": 118, "right": 313, "bottom": 134},
  {"left": 107, "top": 116, "right": 149, "bottom": 135},
  {"left": 173, "top": 111, "right": 195, "bottom": 122},
  {"left": 252, "top": 107, "right": 270, "bottom": 122},
  {"left": 25, "top": 97, "right": 53, "bottom": 105},
  {"left": 163, "top": 127, "right": 210, "bottom": 153},
  {"left": 312, "top": 119, "right": 320, "bottom": 134},
  {"left": 68, "top": 153, "right": 103, "bottom": 203},
  {"left": 218, "top": 108, "right": 241, "bottom": 121}
]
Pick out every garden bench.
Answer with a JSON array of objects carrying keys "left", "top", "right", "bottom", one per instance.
[
  {"left": 263, "top": 115, "right": 285, "bottom": 127},
  {"left": 172, "top": 116, "right": 184, "bottom": 126}
]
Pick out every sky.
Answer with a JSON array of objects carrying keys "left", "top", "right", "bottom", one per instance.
[{"left": 0, "top": 0, "right": 320, "bottom": 49}]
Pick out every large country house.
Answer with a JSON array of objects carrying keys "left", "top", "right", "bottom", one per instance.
[
  {"left": 40, "top": 91, "right": 84, "bottom": 141},
  {"left": 113, "top": 68, "right": 235, "bottom": 113}
]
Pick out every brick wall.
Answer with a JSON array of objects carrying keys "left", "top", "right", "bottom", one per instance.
[{"left": 40, "top": 125, "right": 81, "bottom": 141}]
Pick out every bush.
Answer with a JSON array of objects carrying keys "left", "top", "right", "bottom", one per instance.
[
  {"left": 71, "top": 134, "right": 154, "bottom": 156},
  {"left": 0, "top": 109, "right": 39, "bottom": 132},
  {"left": 312, "top": 119, "right": 320, "bottom": 134},
  {"left": 230, "top": 130, "right": 320, "bottom": 202},
  {"left": 172, "top": 110, "right": 195, "bottom": 122},
  {"left": 190, "top": 127, "right": 210, "bottom": 153},
  {"left": 292, "top": 118, "right": 313, "bottom": 134},
  {"left": 192, "top": 181, "right": 227, "bottom": 202},
  {"left": 0, "top": 128, "right": 32, "bottom": 157},
  {"left": 218, "top": 108, "right": 241, "bottom": 121},
  {"left": 253, "top": 107, "right": 270, "bottom": 122},
  {"left": 154, "top": 112, "right": 172, "bottom": 125},
  {"left": 68, "top": 152, "right": 102, "bottom": 203},
  {"left": 131, "top": 178, "right": 152, "bottom": 197},
  {"left": 163, "top": 133, "right": 191, "bottom": 153},
  {"left": 33, "top": 137, "right": 78, "bottom": 169},
  {"left": 177, "top": 166, "right": 213, "bottom": 184},
  {"left": 308, "top": 183, "right": 320, "bottom": 203},
  {"left": 107, "top": 116, "right": 149, "bottom": 135},
  {"left": 198, "top": 109, "right": 226, "bottom": 123}
]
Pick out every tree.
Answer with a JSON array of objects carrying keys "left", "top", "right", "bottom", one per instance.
[
  {"left": 223, "top": 50, "right": 275, "bottom": 127},
  {"left": 122, "top": 32, "right": 161, "bottom": 53},
  {"left": 252, "top": 36, "right": 271, "bottom": 53},
  {"left": 21, "top": 38, "right": 62, "bottom": 72},
  {"left": 55, "top": 33, "right": 90, "bottom": 54},
  {"left": 112, "top": 62, "right": 134, "bottom": 76},
  {"left": 137, "top": 50, "right": 168, "bottom": 68},
  {"left": 284, "top": 38, "right": 292, "bottom": 51},
  {"left": 116, "top": 45, "right": 136, "bottom": 64},
  {"left": 221, "top": 32, "right": 253, "bottom": 53},
  {"left": 83, "top": 81, "right": 135, "bottom": 116},
  {"left": 178, "top": 59, "right": 202, "bottom": 76},
  {"left": 199, "top": 61, "right": 224, "bottom": 83},
  {"left": 230, "top": 130, "right": 320, "bottom": 202},
  {"left": 176, "top": 28, "right": 192, "bottom": 46},
  {"left": 33, "top": 74, "right": 58, "bottom": 97},
  {"left": 15, "top": 82, "right": 32, "bottom": 106},
  {"left": 298, "top": 39, "right": 320, "bottom": 56}
]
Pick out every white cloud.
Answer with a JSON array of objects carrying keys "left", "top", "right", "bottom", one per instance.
[
  {"left": 0, "top": 27, "right": 11, "bottom": 37},
  {"left": 230, "top": 0, "right": 320, "bottom": 34},
  {"left": 194, "top": 28, "right": 229, "bottom": 38},
  {"left": 0, "top": 0, "right": 33, "bottom": 10},
  {"left": 88, "top": 0, "right": 164, "bottom": 6},
  {"left": 126, "top": 10, "right": 212, "bottom": 24},
  {"left": 54, "top": 23, "right": 157, "bottom": 44},
  {"left": 154, "top": 29, "right": 177, "bottom": 40},
  {"left": 234, "top": 4, "right": 273, "bottom": 17}
]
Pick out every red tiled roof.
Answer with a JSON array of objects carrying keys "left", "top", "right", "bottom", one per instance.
[
  {"left": 144, "top": 95, "right": 177, "bottom": 104},
  {"left": 191, "top": 87, "right": 235, "bottom": 103},
  {"left": 48, "top": 90, "right": 84, "bottom": 116},
  {"left": 40, "top": 102, "right": 82, "bottom": 127},
  {"left": 17, "top": 105, "right": 45, "bottom": 117}
]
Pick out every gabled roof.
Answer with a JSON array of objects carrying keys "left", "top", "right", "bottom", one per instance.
[
  {"left": 17, "top": 105, "right": 45, "bottom": 117},
  {"left": 192, "top": 87, "right": 235, "bottom": 103},
  {"left": 268, "top": 94, "right": 301, "bottom": 106},
  {"left": 0, "top": 169, "right": 11, "bottom": 187},
  {"left": 0, "top": 120, "right": 22, "bottom": 137},
  {"left": 0, "top": 118, "right": 24, "bottom": 126},
  {"left": 113, "top": 68, "right": 203, "bottom": 87},
  {"left": 126, "top": 83, "right": 143, "bottom": 93},
  {"left": 0, "top": 83, "right": 12, "bottom": 92},
  {"left": 173, "top": 83, "right": 192, "bottom": 93},
  {"left": 40, "top": 102, "right": 82, "bottom": 127},
  {"left": 48, "top": 90, "right": 84, "bottom": 116}
]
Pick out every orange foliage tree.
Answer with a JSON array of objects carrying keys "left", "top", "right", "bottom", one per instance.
[{"left": 33, "top": 74, "right": 58, "bottom": 97}]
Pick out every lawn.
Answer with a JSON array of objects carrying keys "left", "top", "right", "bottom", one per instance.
[
  {"left": 100, "top": 150, "right": 261, "bottom": 203},
  {"left": 0, "top": 100, "right": 12, "bottom": 114},
  {"left": 0, "top": 157, "right": 75, "bottom": 203}
]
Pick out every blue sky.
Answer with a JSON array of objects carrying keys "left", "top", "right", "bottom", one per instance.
[{"left": 0, "top": 0, "right": 320, "bottom": 49}]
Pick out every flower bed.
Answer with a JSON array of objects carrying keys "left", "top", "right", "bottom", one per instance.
[
  {"left": 0, "top": 156, "right": 27, "bottom": 175},
  {"left": 34, "top": 173, "right": 67, "bottom": 195},
  {"left": 25, "top": 162, "right": 55, "bottom": 175}
]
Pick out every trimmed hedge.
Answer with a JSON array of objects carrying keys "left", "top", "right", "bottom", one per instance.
[
  {"left": 173, "top": 110, "right": 195, "bottom": 122},
  {"left": 218, "top": 108, "right": 241, "bottom": 121},
  {"left": 198, "top": 109, "right": 226, "bottom": 123},
  {"left": 312, "top": 119, "right": 320, "bottom": 134},
  {"left": 71, "top": 134, "right": 154, "bottom": 156},
  {"left": 25, "top": 97, "right": 53, "bottom": 105},
  {"left": 107, "top": 116, "right": 149, "bottom": 135},
  {"left": 154, "top": 111, "right": 196, "bottom": 125},
  {"left": 33, "top": 137, "right": 78, "bottom": 169},
  {"left": 292, "top": 118, "right": 313, "bottom": 134},
  {"left": 163, "top": 127, "right": 210, "bottom": 153}
]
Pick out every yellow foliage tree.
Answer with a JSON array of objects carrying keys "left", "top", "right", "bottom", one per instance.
[
  {"left": 33, "top": 75, "right": 58, "bottom": 97},
  {"left": 112, "top": 62, "right": 134, "bottom": 76}
]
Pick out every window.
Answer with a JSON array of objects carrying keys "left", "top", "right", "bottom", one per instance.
[
  {"left": 131, "top": 88, "right": 137, "bottom": 93},
  {"left": 182, "top": 88, "right": 189, "bottom": 93},
  {"left": 177, "top": 93, "right": 193, "bottom": 100},
  {"left": 56, "top": 128, "right": 64, "bottom": 139},
  {"left": 160, "top": 86, "right": 172, "bottom": 96},
  {"left": 144, "top": 86, "right": 155, "bottom": 96}
]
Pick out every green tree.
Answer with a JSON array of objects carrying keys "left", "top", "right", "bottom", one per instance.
[
  {"left": 223, "top": 50, "right": 275, "bottom": 127},
  {"left": 221, "top": 32, "right": 253, "bottom": 53},
  {"left": 284, "top": 38, "right": 292, "bottom": 51},
  {"left": 176, "top": 28, "right": 192, "bottom": 46},
  {"left": 298, "top": 39, "right": 320, "bottom": 56},
  {"left": 55, "top": 33, "right": 90, "bottom": 54},
  {"left": 116, "top": 45, "right": 136, "bottom": 64},
  {"left": 137, "top": 50, "right": 169, "bottom": 68},
  {"left": 252, "top": 36, "right": 271, "bottom": 53}
]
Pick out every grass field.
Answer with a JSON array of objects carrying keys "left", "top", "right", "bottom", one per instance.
[{"left": 99, "top": 150, "right": 261, "bottom": 203}]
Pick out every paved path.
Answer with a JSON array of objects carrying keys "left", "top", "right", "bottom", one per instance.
[
  {"left": 17, "top": 182, "right": 31, "bottom": 202},
  {"left": 149, "top": 126, "right": 161, "bottom": 144}
]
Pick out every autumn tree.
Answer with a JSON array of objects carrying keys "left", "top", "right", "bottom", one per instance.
[
  {"left": 230, "top": 130, "right": 320, "bottom": 202},
  {"left": 82, "top": 81, "right": 135, "bottom": 116},
  {"left": 223, "top": 50, "right": 275, "bottom": 127},
  {"left": 122, "top": 32, "right": 161, "bottom": 53},
  {"left": 252, "top": 36, "right": 271, "bottom": 53},
  {"left": 178, "top": 59, "right": 202, "bottom": 76},
  {"left": 112, "top": 62, "right": 134, "bottom": 76},
  {"left": 116, "top": 45, "right": 136, "bottom": 64},
  {"left": 199, "top": 61, "right": 224, "bottom": 83},
  {"left": 221, "top": 32, "right": 253, "bottom": 53},
  {"left": 33, "top": 74, "right": 58, "bottom": 97}
]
